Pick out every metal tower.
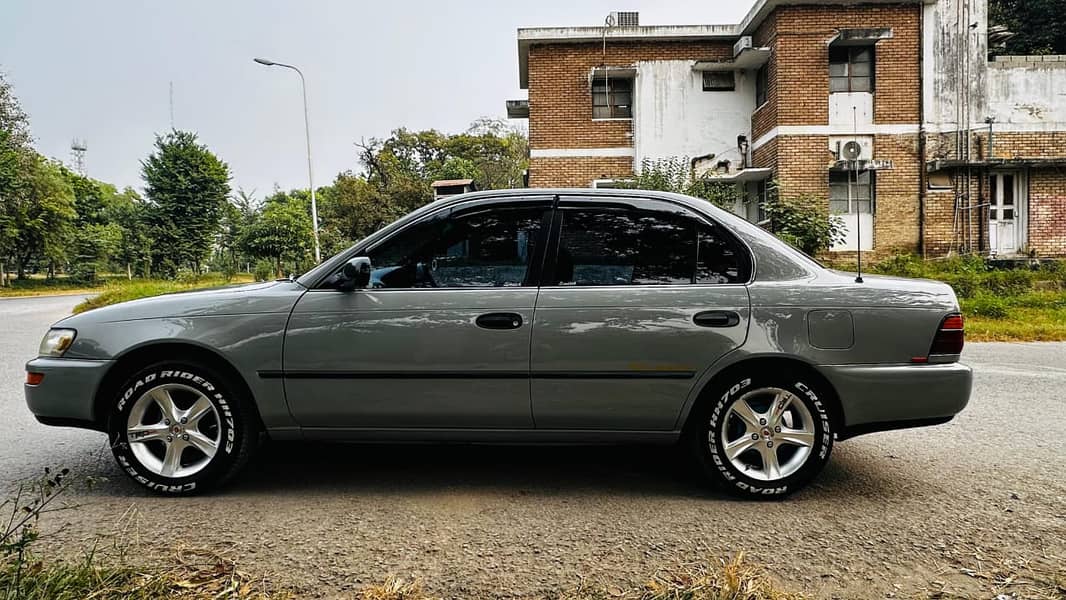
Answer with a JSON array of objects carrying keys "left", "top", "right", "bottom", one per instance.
[{"left": 70, "top": 139, "right": 87, "bottom": 176}]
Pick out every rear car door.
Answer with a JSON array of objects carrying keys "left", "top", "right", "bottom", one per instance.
[
  {"left": 530, "top": 196, "right": 752, "bottom": 430},
  {"left": 283, "top": 197, "right": 552, "bottom": 429}
]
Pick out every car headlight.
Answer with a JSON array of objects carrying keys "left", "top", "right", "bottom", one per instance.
[{"left": 39, "top": 329, "right": 77, "bottom": 357}]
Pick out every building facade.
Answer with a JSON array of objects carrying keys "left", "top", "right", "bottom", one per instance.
[{"left": 506, "top": 0, "right": 1066, "bottom": 258}]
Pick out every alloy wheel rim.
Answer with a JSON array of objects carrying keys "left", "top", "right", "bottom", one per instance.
[
  {"left": 126, "top": 383, "right": 221, "bottom": 479},
  {"left": 718, "top": 387, "right": 815, "bottom": 482}
]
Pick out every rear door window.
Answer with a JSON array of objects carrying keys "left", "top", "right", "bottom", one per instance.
[{"left": 549, "top": 204, "right": 749, "bottom": 286}]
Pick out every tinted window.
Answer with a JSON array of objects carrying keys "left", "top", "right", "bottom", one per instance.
[
  {"left": 551, "top": 206, "right": 747, "bottom": 286},
  {"left": 367, "top": 206, "right": 546, "bottom": 288}
]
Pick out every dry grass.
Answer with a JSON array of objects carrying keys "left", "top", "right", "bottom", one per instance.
[
  {"left": 0, "top": 547, "right": 292, "bottom": 600},
  {"left": 944, "top": 553, "right": 1066, "bottom": 600}
]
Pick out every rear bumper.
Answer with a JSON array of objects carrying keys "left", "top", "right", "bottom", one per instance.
[
  {"left": 818, "top": 362, "right": 972, "bottom": 439},
  {"left": 25, "top": 357, "right": 112, "bottom": 431}
]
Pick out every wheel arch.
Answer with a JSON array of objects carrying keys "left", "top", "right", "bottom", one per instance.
[
  {"left": 679, "top": 355, "right": 845, "bottom": 437},
  {"left": 92, "top": 341, "right": 264, "bottom": 432}
]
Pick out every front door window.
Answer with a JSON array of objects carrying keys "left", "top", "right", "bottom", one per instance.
[{"left": 368, "top": 206, "right": 548, "bottom": 288}]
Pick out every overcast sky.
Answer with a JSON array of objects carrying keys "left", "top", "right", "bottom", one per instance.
[{"left": 1, "top": 1, "right": 753, "bottom": 198}]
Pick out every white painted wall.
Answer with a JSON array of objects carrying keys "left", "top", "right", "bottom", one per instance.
[
  {"left": 988, "top": 62, "right": 1066, "bottom": 129},
  {"left": 829, "top": 92, "right": 873, "bottom": 127},
  {"left": 831, "top": 214, "right": 875, "bottom": 252},
  {"left": 632, "top": 60, "right": 756, "bottom": 170},
  {"left": 922, "top": 0, "right": 989, "bottom": 129}
]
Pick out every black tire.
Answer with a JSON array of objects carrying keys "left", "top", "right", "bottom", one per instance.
[
  {"left": 687, "top": 368, "right": 835, "bottom": 499},
  {"left": 107, "top": 361, "right": 258, "bottom": 495}
]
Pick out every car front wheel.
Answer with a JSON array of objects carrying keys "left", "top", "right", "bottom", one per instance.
[
  {"left": 107, "top": 361, "right": 257, "bottom": 495},
  {"left": 689, "top": 370, "right": 835, "bottom": 499}
]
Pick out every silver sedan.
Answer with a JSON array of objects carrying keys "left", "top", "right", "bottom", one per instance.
[{"left": 25, "top": 189, "right": 972, "bottom": 498}]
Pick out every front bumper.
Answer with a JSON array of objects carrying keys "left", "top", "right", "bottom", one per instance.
[
  {"left": 25, "top": 357, "right": 112, "bottom": 431},
  {"left": 818, "top": 362, "right": 973, "bottom": 439}
]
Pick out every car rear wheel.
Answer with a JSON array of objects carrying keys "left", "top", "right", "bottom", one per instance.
[
  {"left": 688, "top": 369, "right": 835, "bottom": 499},
  {"left": 107, "top": 361, "right": 257, "bottom": 495}
]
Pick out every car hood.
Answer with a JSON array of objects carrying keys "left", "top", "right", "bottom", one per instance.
[{"left": 56, "top": 280, "right": 308, "bottom": 327}]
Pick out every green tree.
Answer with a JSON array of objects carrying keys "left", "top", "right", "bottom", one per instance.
[
  {"left": 61, "top": 168, "right": 123, "bottom": 282},
  {"left": 316, "top": 172, "right": 404, "bottom": 256},
  {"left": 103, "top": 187, "right": 151, "bottom": 278},
  {"left": 445, "top": 119, "right": 529, "bottom": 189},
  {"left": 0, "top": 71, "right": 35, "bottom": 284},
  {"left": 989, "top": 0, "right": 1066, "bottom": 56},
  {"left": 214, "top": 188, "right": 259, "bottom": 277},
  {"left": 240, "top": 194, "right": 312, "bottom": 278},
  {"left": 141, "top": 130, "right": 231, "bottom": 276},
  {"left": 10, "top": 157, "right": 76, "bottom": 278}
]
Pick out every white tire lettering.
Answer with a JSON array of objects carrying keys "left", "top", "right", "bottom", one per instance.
[{"left": 114, "top": 367, "right": 236, "bottom": 491}]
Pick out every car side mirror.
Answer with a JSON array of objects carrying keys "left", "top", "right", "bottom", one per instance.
[{"left": 339, "top": 256, "right": 372, "bottom": 291}]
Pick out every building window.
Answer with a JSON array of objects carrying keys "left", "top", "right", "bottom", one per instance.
[
  {"left": 829, "top": 170, "right": 875, "bottom": 215},
  {"left": 755, "top": 65, "right": 768, "bottom": 107},
  {"left": 592, "top": 76, "right": 633, "bottom": 119},
  {"left": 752, "top": 180, "right": 769, "bottom": 224},
  {"left": 829, "top": 46, "right": 874, "bottom": 93},
  {"left": 702, "top": 71, "right": 736, "bottom": 92}
]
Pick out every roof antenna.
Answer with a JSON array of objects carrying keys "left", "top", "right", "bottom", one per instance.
[{"left": 852, "top": 105, "right": 864, "bottom": 284}]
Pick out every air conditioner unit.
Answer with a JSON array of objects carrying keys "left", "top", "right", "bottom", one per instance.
[
  {"left": 607, "top": 11, "right": 639, "bottom": 27},
  {"left": 733, "top": 36, "right": 754, "bottom": 57},
  {"left": 830, "top": 136, "right": 874, "bottom": 161}
]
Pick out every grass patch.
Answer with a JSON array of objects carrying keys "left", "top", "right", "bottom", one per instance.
[
  {"left": 0, "top": 276, "right": 108, "bottom": 298},
  {"left": 71, "top": 274, "right": 255, "bottom": 314}
]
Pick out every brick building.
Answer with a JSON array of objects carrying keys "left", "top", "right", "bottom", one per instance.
[{"left": 505, "top": 0, "right": 1066, "bottom": 258}]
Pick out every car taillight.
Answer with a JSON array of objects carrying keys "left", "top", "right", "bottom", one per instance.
[{"left": 929, "top": 313, "right": 965, "bottom": 356}]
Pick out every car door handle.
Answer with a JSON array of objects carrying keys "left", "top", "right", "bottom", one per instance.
[
  {"left": 693, "top": 310, "right": 741, "bottom": 328},
  {"left": 475, "top": 313, "right": 523, "bottom": 330}
]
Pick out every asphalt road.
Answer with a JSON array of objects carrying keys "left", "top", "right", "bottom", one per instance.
[{"left": 1, "top": 294, "right": 1063, "bottom": 598}]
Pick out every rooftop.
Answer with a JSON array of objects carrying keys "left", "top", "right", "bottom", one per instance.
[{"left": 515, "top": 0, "right": 934, "bottom": 87}]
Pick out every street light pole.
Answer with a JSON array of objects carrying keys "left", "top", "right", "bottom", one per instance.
[{"left": 254, "top": 57, "right": 322, "bottom": 263}]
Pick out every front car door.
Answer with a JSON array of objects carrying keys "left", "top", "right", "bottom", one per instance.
[
  {"left": 283, "top": 197, "right": 552, "bottom": 430},
  {"left": 530, "top": 196, "right": 752, "bottom": 430}
]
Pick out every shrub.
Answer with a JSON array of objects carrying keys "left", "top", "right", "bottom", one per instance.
[
  {"left": 872, "top": 254, "right": 929, "bottom": 278},
  {"left": 762, "top": 194, "right": 847, "bottom": 256},
  {"left": 985, "top": 269, "right": 1035, "bottom": 296},
  {"left": 253, "top": 260, "right": 274, "bottom": 282},
  {"left": 67, "top": 262, "right": 103, "bottom": 285},
  {"left": 174, "top": 268, "right": 201, "bottom": 284},
  {"left": 965, "top": 294, "right": 1010, "bottom": 319},
  {"left": 941, "top": 273, "right": 981, "bottom": 299},
  {"left": 621, "top": 157, "right": 742, "bottom": 210}
]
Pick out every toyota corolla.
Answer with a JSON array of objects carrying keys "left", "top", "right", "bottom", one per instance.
[{"left": 25, "top": 189, "right": 972, "bottom": 498}]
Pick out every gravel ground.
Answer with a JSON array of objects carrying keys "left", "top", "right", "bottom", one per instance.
[{"left": 2, "top": 294, "right": 1063, "bottom": 598}]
